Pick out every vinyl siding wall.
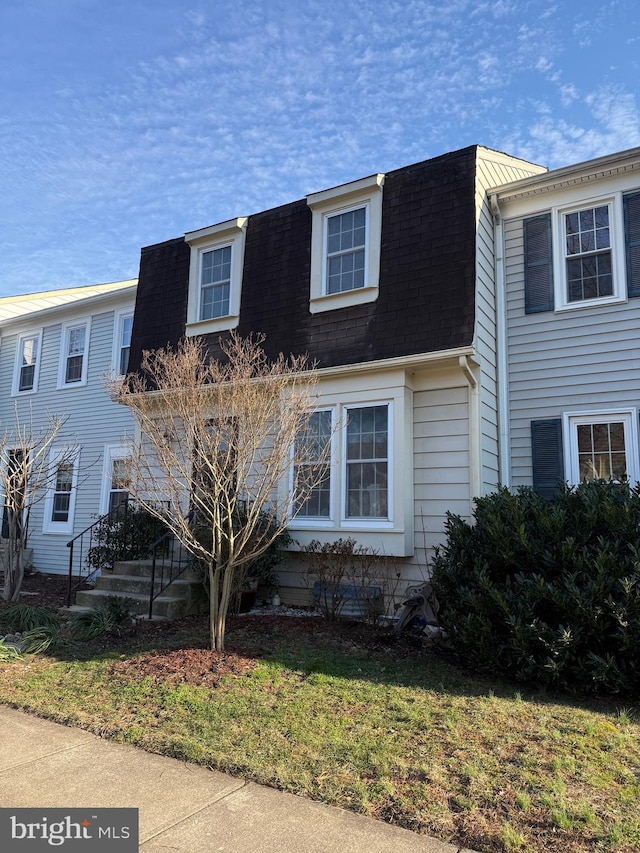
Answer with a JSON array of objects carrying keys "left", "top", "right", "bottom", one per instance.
[
  {"left": 504, "top": 209, "right": 640, "bottom": 486},
  {"left": 0, "top": 299, "right": 136, "bottom": 574}
]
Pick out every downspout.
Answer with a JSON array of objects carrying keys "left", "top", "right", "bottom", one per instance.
[
  {"left": 491, "top": 193, "right": 510, "bottom": 488},
  {"left": 459, "top": 354, "right": 481, "bottom": 500}
]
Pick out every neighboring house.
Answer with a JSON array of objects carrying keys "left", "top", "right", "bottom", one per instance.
[
  {"left": 128, "top": 146, "right": 546, "bottom": 602},
  {"left": 490, "top": 145, "right": 640, "bottom": 499},
  {"left": 0, "top": 280, "right": 137, "bottom": 575}
]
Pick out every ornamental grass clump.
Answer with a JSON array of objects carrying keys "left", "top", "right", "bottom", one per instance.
[{"left": 431, "top": 481, "right": 640, "bottom": 697}]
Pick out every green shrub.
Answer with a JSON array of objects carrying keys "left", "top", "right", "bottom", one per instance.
[
  {"left": 69, "top": 596, "right": 138, "bottom": 641},
  {"left": 431, "top": 482, "right": 640, "bottom": 697},
  {"left": 86, "top": 505, "right": 168, "bottom": 572},
  {"left": 0, "top": 604, "right": 62, "bottom": 633}
]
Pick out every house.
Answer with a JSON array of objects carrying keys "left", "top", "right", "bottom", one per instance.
[
  {"left": 128, "top": 146, "right": 546, "bottom": 603},
  {"left": 0, "top": 280, "right": 137, "bottom": 576},
  {"left": 489, "top": 146, "right": 640, "bottom": 499}
]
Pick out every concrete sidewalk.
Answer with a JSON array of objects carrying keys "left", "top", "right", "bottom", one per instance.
[{"left": 0, "top": 706, "right": 475, "bottom": 852}]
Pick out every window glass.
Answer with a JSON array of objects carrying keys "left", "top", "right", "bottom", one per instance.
[
  {"left": 345, "top": 405, "right": 388, "bottom": 518},
  {"left": 200, "top": 245, "right": 232, "bottom": 319},
  {"left": 65, "top": 326, "right": 86, "bottom": 383},
  {"left": 19, "top": 336, "right": 39, "bottom": 391},
  {"left": 108, "top": 458, "right": 130, "bottom": 514},
  {"left": 565, "top": 205, "right": 613, "bottom": 302},
  {"left": 119, "top": 315, "right": 133, "bottom": 375},
  {"left": 294, "top": 410, "right": 332, "bottom": 518},
  {"left": 52, "top": 463, "right": 74, "bottom": 522},
  {"left": 577, "top": 421, "right": 626, "bottom": 480},
  {"left": 326, "top": 207, "right": 366, "bottom": 294}
]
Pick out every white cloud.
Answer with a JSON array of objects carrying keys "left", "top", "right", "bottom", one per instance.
[{"left": 1, "top": 0, "right": 639, "bottom": 293}]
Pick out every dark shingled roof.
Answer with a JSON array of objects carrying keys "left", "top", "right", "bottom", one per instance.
[{"left": 129, "top": 145, "right": 478, "bottom": 373}]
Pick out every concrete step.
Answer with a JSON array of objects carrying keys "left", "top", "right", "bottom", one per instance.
[
  {"left": 112, "top": 559, "right": 202, "bottom": 581},
  {"left": 74, "top": 588, "right": 198, "bottom": 620},
  {"left": 95, "top": 573, "right": 202, "bottom": 599}
]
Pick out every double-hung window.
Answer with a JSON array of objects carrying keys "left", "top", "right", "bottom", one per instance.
[
  {"left": 563, "top": 204, "right": 613, "bottom": 303},
  {"left": 43, "top": 449, "right": 78, "bottom": 534},
  {"left": 114, "top": 311, "right": 133, "bottom": 376},
  {"left": 294, "top": 410, "right": 333, "bottom": 519},
  {"left": 185, "top": 217, "right": 248, "bottom": 335},
  {"left": 326, "top": 206, "right": 367, "bottom": 294},
  {"left": 307, "top": 173, "right": 384, "bottom": 313},
  {"left": 524, "top": 191, "right": 640, "bottom": 313},
  {"left": 293, "top": 403, "right": 392, "bottom": 523},
  {"left": 289, "top": 388, "right": 412, "bottom": 556},
  {"left": 13, "top": 330, "right": 42, "bottom": 395},
  {"left": 200, "top": 245, "right": 232, "bottom": 319},
  {"left": 59, "top": 320, "right": 90, "bottom": 387},
  {"left": 345, "top": 404, "right": 389, "bottom": 519}
]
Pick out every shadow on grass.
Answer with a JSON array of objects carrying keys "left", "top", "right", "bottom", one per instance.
[{"left": 31, "top": 611, "right": 631, "bottom": 716}]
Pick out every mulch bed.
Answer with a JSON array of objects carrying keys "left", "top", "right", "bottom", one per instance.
[{"left": 2, "top": 572, "right": 430, "bottom": 688}]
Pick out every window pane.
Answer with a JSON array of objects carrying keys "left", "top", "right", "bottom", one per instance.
[
  {"left": 325, "top": 207, "right": 367, "bottom": 294},
  {"left": 52, "top": 463, "right": 74, "bottom": 523},
  {"left": 19, "top": 364, "right": 35, "bottom": 392},
  {"left": 119, "top": 346, "right": 131, "bottom": 376},
  {"left": 66, "top": 355, "right": 83, "bottom": 383},
  {"left": 68, "top": 327, "right": 86, "bottom": 355},
  {"left": 577, "top": 421, "right": 627, "bottom": 481},
  {"left": 201, "top": 282, "right": 230, "bottom": 319},
  {"left": 345, "top": 405, "right": 388, "bottom": 518},
  {"left": 294, "top": 411, "right": 332, "bottom": 518},
  {"left": 65, "top": 326, "right": 86, "bottom": 383}
]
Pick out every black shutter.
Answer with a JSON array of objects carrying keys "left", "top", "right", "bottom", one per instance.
[
  {"left": 624, "top": 191, "right": 640, "bottom": 298},
  {"left": 531, "top": 419, "right": 564, "bottom": 500},
  {"left": 524, "top": 213, "right": 554, "bottom": 314}
]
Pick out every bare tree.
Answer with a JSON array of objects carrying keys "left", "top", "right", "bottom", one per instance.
[
  {"left": 1, "top": 407, "right": 76, "bottom": 602},
  {"left": 116, "top": 333, "right": 330, "bottom": 651}
]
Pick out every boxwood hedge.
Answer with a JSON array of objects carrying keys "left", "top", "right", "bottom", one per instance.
[{"left": 431, "top": 481, "right": 640, "bottom": 697}]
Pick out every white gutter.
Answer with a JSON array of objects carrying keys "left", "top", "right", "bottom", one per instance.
[
  {"left": 314, "top": 345, "right": 476, "bottom": 380},
  {"left": 491, "top": 193, "right": 510, "bottom": 488}
]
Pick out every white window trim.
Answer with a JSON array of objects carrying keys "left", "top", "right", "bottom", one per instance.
[
  {"left": 307, "top": 173, "right": 384, "bottom": 314},
  {"left": 340, "top": 401, "right": 394, "bottom": 529},
  {"left": 112, "top": 308, "right": 134, "bottom": 377},
  {"left": 12, "top": 328, "right": 43, "bottom": 396},
  {"left": 288, "top": 390, "right": 410, "bottom": 549},
  {"left": 57, "top": 318, "right": 91, "bottom": 388},
  {"left": 100, "top": 444, "right": 131, "bottom": 515},
  {"left": 185, "top": 217, "right": 248, "bottom": 336},
  {"left": 42, "top": 448, "right": 79, "bottom": 535},
  {"left": 563, "top": 408, "right": 640, "bottom": 486},
  {"left": 289, "top": 407, "right": 337, "bottom": 526},
  {"left": 552, "top": 192, "right": 627, "bottom": 312}
]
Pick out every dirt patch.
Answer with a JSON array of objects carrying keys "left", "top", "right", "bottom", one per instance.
[
  {"left": 0, "top": 572, "right": 74, "bottom": 611},
  {"left": 108, "top": 646, "right": 258, "bottom": 688}
]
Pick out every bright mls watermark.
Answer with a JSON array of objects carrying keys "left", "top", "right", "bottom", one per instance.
[{"left": 0, "top": 809, "right": 138, "bottom": 851}]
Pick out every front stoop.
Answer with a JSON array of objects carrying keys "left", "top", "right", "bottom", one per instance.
[{"left": 74, "top": 558, "right": 206, "bottom": 620}]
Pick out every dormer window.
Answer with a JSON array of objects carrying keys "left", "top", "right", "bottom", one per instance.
[
  {"left": 185, "top": 217, "right": 248, "bottom": 336},
  {"left": 307, "top": 173, "right": 384, "bottom": 314}
]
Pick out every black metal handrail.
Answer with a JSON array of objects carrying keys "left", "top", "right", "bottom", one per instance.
[
  {"left": 66, "top": 500, "right": 168, "bottom": 607},
  {"left": 146, "top": 532, "right": 197, "bottom": 619}
]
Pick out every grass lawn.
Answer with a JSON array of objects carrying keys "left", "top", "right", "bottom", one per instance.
[{"left": 0, "top": 612, "right": 638, "bottom": 853}]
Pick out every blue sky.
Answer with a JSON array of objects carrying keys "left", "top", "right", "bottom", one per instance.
[{"left": 1, "top": 0, "right": 639, "bottom": 297}]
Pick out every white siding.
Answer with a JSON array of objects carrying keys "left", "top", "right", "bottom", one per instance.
[{"left": 0, "top": 294, "right": 136, "bottom": 574}]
